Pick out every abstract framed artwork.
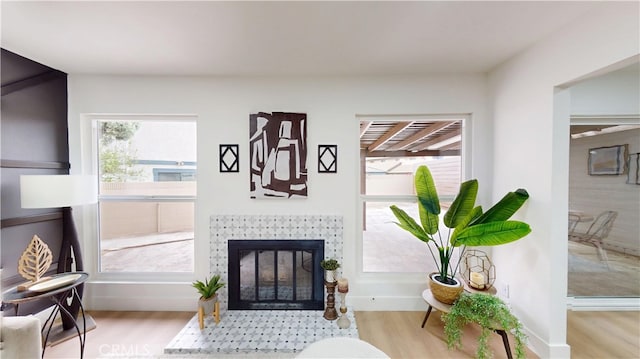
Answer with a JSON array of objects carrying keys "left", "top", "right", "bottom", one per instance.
[
  {"left": 588, "top": 144, "right": 628, "bottom": 175},
  {"left": 318, "top": 145, "right": 337, "bottom": 173},
  {"left": 249, "top": 112, "right": 307, "bottom": 198},
  {"left": 220, "top": 144, "right": 239, "bottom": 173}
]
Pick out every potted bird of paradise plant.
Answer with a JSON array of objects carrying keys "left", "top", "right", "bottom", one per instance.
[{"left": 390, "top": 165, "right": 531, "bottom": 304}]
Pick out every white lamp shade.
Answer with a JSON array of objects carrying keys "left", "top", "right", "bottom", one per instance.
[{"left": 20, "top": 175, "right": 98, "bottom": 208}]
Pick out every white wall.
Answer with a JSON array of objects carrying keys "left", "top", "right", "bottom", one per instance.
[
  {"left": 570, "top": 65, "right": 640, "bottom": 116},
  {"left": 67, "top": 74, "right": 490, "bottom": 309},
  {"left": 488, "top": 3, "right": 639, "bottom": 358}
]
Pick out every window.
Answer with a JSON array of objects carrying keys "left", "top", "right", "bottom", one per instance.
[
  {"left": 96, "top": 118, "right": 196, "bottom": 273},
  {"left": 359, "top": 115, "right": 466, "bottom": 273}
]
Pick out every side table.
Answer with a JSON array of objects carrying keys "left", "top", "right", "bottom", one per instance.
[
  {"left": 2, "top": 272, "right": 89, "bottom": 359},
  {"left": 421, "top": 288, "right": 513, "bottom": 359}
]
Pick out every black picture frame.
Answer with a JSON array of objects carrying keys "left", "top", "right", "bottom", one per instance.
[
  {"left": 318, "top": 145, "right": 337, "bottom": 173},
  {"left": 588, "top": 144, "right": 628, "bottom": 175},
  {"left": 220, "top": 144, "right": 239, "bottom": 173}
]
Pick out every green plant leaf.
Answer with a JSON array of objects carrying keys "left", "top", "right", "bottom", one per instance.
[
  {"left": 443, "top": 293, "right": 527, "bottom": 359},
  {"left": 472, "top": 188, "right": 529, "bottom": 224},
  {"left": 417, "top": 198, "right": 440, "bottom": 235},
  {"left": 444, "top": 179, "right": 478, "bottom": 228},
  {"left": 390, "top": 205, "right": 431, "bottom": 242},
  {"left": 415, "top": 166, "right": 440, "bottom": 234},
  {"left": 193, "top": 274, "right": 225, "bottom": 299},
  {"left": 415, "top": 166, "right": 440, "bottom": 215},
  {"left": 450, "top": 206, "right": 483, "bottom": 244},
  {"left": 320, "top": 259, "right": 340, "bottom": 270},
  {"left": 453, "top": 221, "right": 531, "bottom": 247}
]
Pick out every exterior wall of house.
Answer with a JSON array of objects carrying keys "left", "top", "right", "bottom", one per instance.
[{"left": 488, "top": 3, "right": 639, "bottom": 358}]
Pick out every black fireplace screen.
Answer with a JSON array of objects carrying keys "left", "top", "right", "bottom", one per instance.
[{"left": 228, "top": 240, "right": 324, "bottom": 310}]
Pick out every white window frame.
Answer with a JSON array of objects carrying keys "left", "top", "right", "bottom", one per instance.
[{"left": 81, "top": 114, "right": 198, "bottom": 283}]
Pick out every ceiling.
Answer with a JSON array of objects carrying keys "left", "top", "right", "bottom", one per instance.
[
  {"left": 1, "top": 1, "right": 628, "bottom": 157},
  {"left": 1, "top": 1, "right": 604, "bottom": 77}
]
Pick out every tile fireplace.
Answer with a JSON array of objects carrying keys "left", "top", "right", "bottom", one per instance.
[{"left": 210, "top": 214, "right": 343, "bottom": 312}]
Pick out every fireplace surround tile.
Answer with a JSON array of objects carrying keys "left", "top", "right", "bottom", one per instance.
[{"left": 210, "top": 215, "right": 343, "bottom": 312}]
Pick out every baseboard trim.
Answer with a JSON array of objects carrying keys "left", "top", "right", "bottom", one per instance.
[
  {"left": 522, "top": 324, "right": 571, "bottom": 359},
  {"left": 567, "top": 296, "right": 640, "bottom": 310},
  {"left": 349, "top": 295, "right": 427, "bottom": 311}
]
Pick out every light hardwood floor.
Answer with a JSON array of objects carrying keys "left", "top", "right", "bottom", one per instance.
[{"left": 43, "top": 310, "right": 640, "bottom": 358}]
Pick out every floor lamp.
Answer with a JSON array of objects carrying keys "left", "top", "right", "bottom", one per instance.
[{"left": 20, "top": 175, "right": 96, "bottom": 331}]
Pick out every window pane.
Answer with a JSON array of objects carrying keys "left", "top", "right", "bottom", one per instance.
[
  {"left": 365, "top": 156, "right": 460, "bottom": 196},
  {"left": 99, "top": 201, "right": 194, "bottom": 272},
  {"left": 97, "top": 119, "right": 196, "bottom": 273},
  {"left": 363, "top": 201, "right": 462, "bottom": 273},
  {"left": 363, "top": 156, "right": 461, "bottom": 273}
]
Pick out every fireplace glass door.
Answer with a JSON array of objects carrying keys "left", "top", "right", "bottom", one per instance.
[{"left": 228, "top": 240, "right": 324, "bottom": 310}]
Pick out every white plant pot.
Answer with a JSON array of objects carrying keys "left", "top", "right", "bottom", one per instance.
[
  {"left": 325, "top": 269, "right": 337, "bottom": 283},
  {"left": 198, "top": 294, "right": 218, "bottom": 314}
]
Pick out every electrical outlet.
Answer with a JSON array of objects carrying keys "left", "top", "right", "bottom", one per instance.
[{"left": 502, "top": 284, "right": 510, "bottom": 299}]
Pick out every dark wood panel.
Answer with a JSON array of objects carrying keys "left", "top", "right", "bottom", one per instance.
[
  {"left": 1, "top": 212, "right": 63, "bottom": 229},
  {"left": 0, "top": 159, "right": 70, "bottom": 169},
  {"left": 1, "top": 167, "right": 67, "bottom": 220},
  {"left": 1, "top": 219, "right": 64, "bottom": 291},
  {"left": 1, "top": 48, "right": 71, "bottom": 319},
  {"left": 0, "top": 75, "right": 69, "bottom": 162},
  {"left": 1, "top": 70, "right": 65, "bottom": 96},
  {"left": 0, "top": 49, "right": 53, "bottom": 86}
]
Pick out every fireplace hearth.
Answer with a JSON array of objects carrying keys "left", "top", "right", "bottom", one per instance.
[{"left": 228, "top": 240, "right": 324, "bottom": 310}]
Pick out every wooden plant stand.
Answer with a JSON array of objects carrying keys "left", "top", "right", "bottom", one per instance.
[{"left": 198, "top": 301, "right": 220, "bottom": 329}]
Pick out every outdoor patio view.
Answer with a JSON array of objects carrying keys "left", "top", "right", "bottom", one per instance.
[
  {"left": 97, "top": 119, "right": 196, "bottom": 273},
  {"left": 362, "top": 156, "right": 461, "bottom": 273}
]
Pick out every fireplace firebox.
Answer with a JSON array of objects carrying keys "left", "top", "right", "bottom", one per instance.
[{"left": 228, "top": 240, "right": 324, "bottom": 310}]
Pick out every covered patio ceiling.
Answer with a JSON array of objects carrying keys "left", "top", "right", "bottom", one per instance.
[
  {"left": 360, "top": 120, "right": 462, "bottom": 158},
  {"left": 360, "top": 121, "right": 640, "bottom": 158}
]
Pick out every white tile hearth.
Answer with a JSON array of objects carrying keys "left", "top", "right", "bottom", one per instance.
[{"left": 164, "top": 310, "right": 358, "bottom": 356}]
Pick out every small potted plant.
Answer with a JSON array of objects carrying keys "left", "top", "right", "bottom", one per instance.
[
  {"left": 443, "top": 292, "right": 527, "bottom": 359},
  {"left": 192, "top": 274, "right": 225, "bottom": 314},
  {"left": 390, "top": 165, "right": 531, "bottom": 304},
  {"left": 320, "top": 259, "right": 340, "bottom": 282}
]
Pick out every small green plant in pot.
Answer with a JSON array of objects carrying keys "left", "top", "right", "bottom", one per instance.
[
  {"left": 390, "top": 165, "right": 531, "bottom": 304},
  {"left": 320, "top": 259, "right": 340, "bottom": 282},
  {"left": 443, "top": 292, "right": 527, "bottom": 359},
  {"left": 193, "top": 274, "right": 225, "bottom": 304}
]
